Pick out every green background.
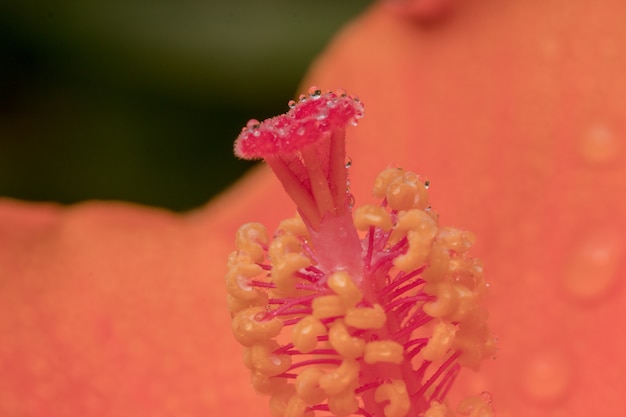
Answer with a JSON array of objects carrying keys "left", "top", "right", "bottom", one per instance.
[{"left": 0, "top": 0, "right": 372, "bottom": 211}]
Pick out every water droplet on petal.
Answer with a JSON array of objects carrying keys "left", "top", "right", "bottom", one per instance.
[
  {"left": 479, "top": 391, "right": 493, "bottom": 406},
  {"left": 521, "top": 349, "right": 572, "bottom": 404},
  {"left": 578, "top": 124, "right": 622, "bottom": 166},
  {"left": 299, "top": 94, "right": 307, "bottom": 101},
  {"left": 345, "top": 157, "right": 352, "bottom": 168},
  {"left": 288, "top": 100, "right": 296, "bottom": 109},
  {"left": 563, "top": 228, "right": 623, "bottom": 303}
]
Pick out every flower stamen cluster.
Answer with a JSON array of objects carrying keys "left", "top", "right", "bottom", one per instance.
[{"left": 228, "top": 88, "right": 496, "bottom": 417}]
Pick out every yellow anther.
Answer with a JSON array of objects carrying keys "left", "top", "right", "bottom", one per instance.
[
  {"left": 227, "top": 250, "right": 244, "bottom": 268},
  {"left": 354, "top": 204, "right": 393, "bottom": 231},
  {"left": 285, "top": 395, "right": 313, "bottom": 417},
  {"left": 425, "top": 281, "right": 478, "bottom": 322},
  {"left": 231, "top": 306, "right": 283, "bottom": 347},
  {"left": 386, "top": 174, "right": 429, "bottom": 211},
  {"left": 449, "top": 256, "right": 485, "bottom": 291},
  {"left": 243, "top": 340, "right": 292, "bottom": 377},
  {"left": 456, "top": 394, "right": 495, "bottom": 417},
  {"left": 328, "top": 320, "right": 366, "bottom": 359},
  {"left": 328, "top": 386, "right": 359, "bottom": 416},
  {"left": 423, "top": 282, "right": 456, "bottom": 319},
  {"left": 448, "top": 284, "right": 477, "bottom": 322},
  {"left": 389, "top": 209, "right": 438, "bottom": 245},
  {"left": 327, "top": 271, "right": 363, "bottom": 307},
  {"left": 269, "top": 233, "right": 304, "bottom": 261},
  {"left": 422, "top": 321, "right": 457, "bottom": 361},
  {"left": 235, "top": 222, "right": 268, "bottom": 263},
  {"left": 393, "top": 229, "right": 435, "bottom": 272},
  {"left": 437, "top": 227, "right": 476, "bottom": 254},
  {"left": 269, "top": 385, "right": 295, "bottom": 417},
  {"left": 292, "top": 315, "right": 327, "bottom": 353},
  {"left": 251, "top": 371, "right": 288, "bottom": 395},
  {"left": 318, "top": 359, "right": 360, "bottom": 396},
  {"left": 345, "top": 304, "right": 386, "bottom": 329},
  {"left": 364, "top": 340, "right": 404, "bottom": 364},
  {"left": 374, "top": 380, "right": 411, "bottom": 417},
  {"left": 422, "top": 241, "right": 450, "bottom": 283},
  {"left": 373, "top": 168, "right": 404, "bottom": 199},
  {"left": 272, "top": 253, "right": 311, "bottom": 297},
  {"left": 225, "top": 263, "right": 264, "bottom": 301},
  {"left": 312, "top": 295, "right": 347, "bottom": 319},
  {"left": 295, "top": 367, "right": 326, "bottom": 405},
  {"left": 390, "top": 209, "right": 438, "bottom": 272},
  {"left": 277, "top": 216, "right": 309, "bottom": 239},
  {"left": 454, "top": 313, "right": 497, "bottom": 370},
  {"left": 424, "top": 401, "right": 454, "bottom": 417}
]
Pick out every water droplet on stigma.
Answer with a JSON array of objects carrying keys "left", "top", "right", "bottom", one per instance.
[{"left": 308, "top": 86, "right": 322, "bottom": 98}]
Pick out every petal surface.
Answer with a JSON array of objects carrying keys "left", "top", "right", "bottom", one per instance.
[{"left": 299, "top": 1, "right": 626, "bottom": 416}]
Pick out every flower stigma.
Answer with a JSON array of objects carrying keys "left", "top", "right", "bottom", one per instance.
[{"left": 228, "top": 87, "right": 497, "bottom": 417}]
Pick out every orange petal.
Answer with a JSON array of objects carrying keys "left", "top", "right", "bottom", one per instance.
[
  {"left": 301, "top": 2, "right": 626, "bottom": 416},
  {"left": 0, "top": 199, "right": 269, "bottom": 416}
]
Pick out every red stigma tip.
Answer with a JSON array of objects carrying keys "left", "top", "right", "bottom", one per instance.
[{"left": 234, "top": 88, "right": 364, "bottom": 160}]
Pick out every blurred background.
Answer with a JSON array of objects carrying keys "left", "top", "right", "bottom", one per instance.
[{"left": 0, "top": 0, "right": 372, "bottom": 211}]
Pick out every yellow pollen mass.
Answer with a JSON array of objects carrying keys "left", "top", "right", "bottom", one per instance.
[
  {"left": 292, "top": 315, "right": 327, "bottom": 353},
  {"left": 327, "top": 271, "right": 363, "bottom": 307},
  {"left": 354, "top": 204, "right": 393, "bottom": 231},
  {"left": 328, "top": 320, "right": 366, "bottom": 359},
  {"left": 374, "top": 380, "right": 411, "bottom": 417},
  {"left": 422, "top": 321, "right": 457, "bottom": 361},
  {"left": 363, "top": 340, "right": 405, "bottom": 364},
  {"left": 231, "top": 306, "right": 283, "bottom": 347},
  {"left": 295, "top": 367, "right": 326, "bottom": 405},
  {"left": 235, "top": 222, "right": 269, "bottom": 263},
  {"left": 345, "top": 304, "right": 386, "bottom": 329},
  {"left": 318, "top": 359, "right": 360, "bottom": 396},
  {"left": 312, "top": 295, "right": 347, "bottom": 319}
]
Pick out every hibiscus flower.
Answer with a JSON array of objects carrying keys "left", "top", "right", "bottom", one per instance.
[{"left": 1, "top": 1, "right": 624, "bottom": 417}]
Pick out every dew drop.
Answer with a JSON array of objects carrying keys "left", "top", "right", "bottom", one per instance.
[
  {"left": 308, "top": 86, "right": 322, "bottom": 98},
  {"left": 521, "top": 350, "right": 572, "bottom": 404},
  {"left": 577, "top": 124, "right": 622, "bottom": 166},
  {"left": 246, "top": 119, "right": 260, "bottom": 130},
  {"left": 562, "top": 228, "right": 623, "bottom": 302},
  {"left": 299, "top": 94, "right": 307, "bottom": 101},
  {"left": 479, "top": 391, "right": 493, "bottom": 406},
  {"left": 288, "top": 100, "right": 296, "bottom": 109},
  {"left": 345, "top": 157, "right": 352, "bottom": 168},
  {"left": 348, "top": 194, "right": 356, "bottom": 209},
  {"left": 424, "top": 180, "right": 430, "bottom": 189}
]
